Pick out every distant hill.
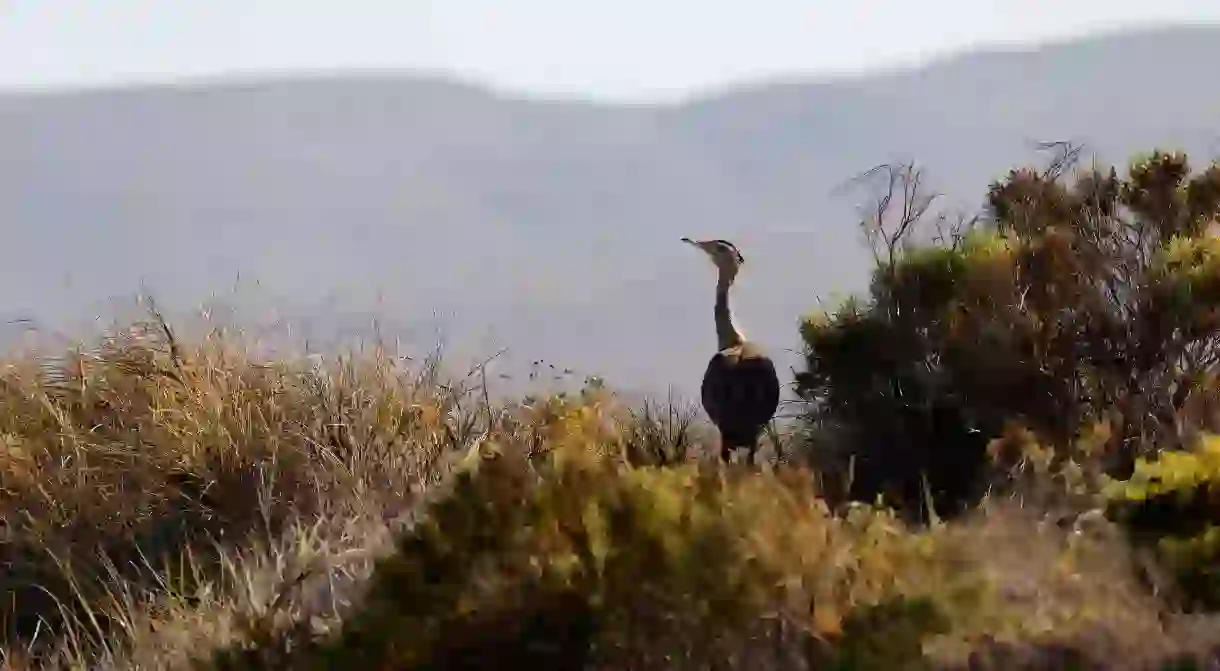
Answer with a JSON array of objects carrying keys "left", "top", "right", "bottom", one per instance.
[{"left": 2, "top": 24, "right": 1219, "bottom": 399}]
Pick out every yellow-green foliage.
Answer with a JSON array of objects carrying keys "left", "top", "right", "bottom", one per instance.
[
  {"left": 886, "top": 244, "right": 971, "bottom": 313},
  {"left": 303, "top": 439, "right": 978, "bottom": 669},
  {"left": 799, "top": 295, "right": 866, "bottom": 345},
  {"left": 1104, "top": 434, "right": 1220, "bottom": 609},
  {"left": 872, "top": 230, "right": 1020, "bottom": 319},
  {"left": 1154, "top": 235, "right": 1220, "bottom": 283},
  {"left": 1152, "top": 234, "right": 1220, "bottom": 321},
  {"left": 1105, "top": 435, "right": 1220, "bottom": 500}
]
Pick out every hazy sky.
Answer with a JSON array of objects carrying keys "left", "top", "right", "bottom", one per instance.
[{"left": 4, "top": 1, "right": 1220, "bottom": 102}]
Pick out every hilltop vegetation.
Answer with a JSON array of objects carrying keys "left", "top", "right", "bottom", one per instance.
[{"left": 8, "top": 146, "right": 1220, "bottom": 669}]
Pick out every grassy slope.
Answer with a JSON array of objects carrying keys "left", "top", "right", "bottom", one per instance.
[{"left": 0, "top": 316, "right": 1218, "bottom": 669}]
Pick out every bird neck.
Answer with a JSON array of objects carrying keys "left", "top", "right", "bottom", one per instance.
[{"left": 715, "top": 275, "right": 745, "bottom": 350}]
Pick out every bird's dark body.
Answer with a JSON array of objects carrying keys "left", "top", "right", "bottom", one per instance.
[{"left": 701, "top": 342, "right": 781, "bottom": 464}]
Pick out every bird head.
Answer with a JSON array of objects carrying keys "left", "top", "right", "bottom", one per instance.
[{"left": 682, "top": 237, "right": 744, "bottom": 281}]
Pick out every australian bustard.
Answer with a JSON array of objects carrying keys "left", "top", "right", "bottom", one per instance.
[{"left": 681, "top": 237, "right": 780, "bottom": 464}]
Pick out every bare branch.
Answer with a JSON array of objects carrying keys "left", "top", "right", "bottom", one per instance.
[
  {"left": 1033, "top": 139, "right": 1086, "bottom": 181},
  {"left": 843, "top": 160, "right": 942, "bottom": 269}
]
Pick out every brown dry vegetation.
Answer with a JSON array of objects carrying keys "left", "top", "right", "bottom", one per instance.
[{"left": 0, "top": 314, "right": 1214, "bottom": 670}]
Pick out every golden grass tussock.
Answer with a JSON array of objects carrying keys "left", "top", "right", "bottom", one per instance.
[{"left": 1, "top": 315, "right": 1219, "bottom": 670}]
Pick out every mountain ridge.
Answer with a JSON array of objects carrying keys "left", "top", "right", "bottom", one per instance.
[
  {"left": 5, "top": 21, "right": 1218, "bottom": 107},
  {"left": 2, "top": 23, "right": 1219, "bottom": 399}
]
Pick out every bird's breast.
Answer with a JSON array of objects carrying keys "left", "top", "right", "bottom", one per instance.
[{"left": 716, "top": 342, "right": 768, "bottom": 364}]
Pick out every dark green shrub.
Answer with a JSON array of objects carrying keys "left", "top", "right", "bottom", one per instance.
[{"left": 797, "top": 150, "right": 1220, "bottom": 520}]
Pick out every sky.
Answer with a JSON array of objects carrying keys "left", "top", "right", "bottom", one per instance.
[{"left": 4, "top": 1, "right": 1220, "bottom": 103}]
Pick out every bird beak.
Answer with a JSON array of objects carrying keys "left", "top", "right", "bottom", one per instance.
[{"left": 680, "top": 237, "right": 707, "bottom": 252}]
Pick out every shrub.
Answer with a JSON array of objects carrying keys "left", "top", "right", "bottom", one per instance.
[
  {"left": 1103, "top": 433, "right": 1220, "bottom": 610},
  {"left": 201, "top": 437, "right": 1199, "bottom": 669},
  {"left": 291, "top": 438, "right": 981, "bottom": 669},
  {"left": 796, "top": 148, "right": 1220, "bottom": 520}
]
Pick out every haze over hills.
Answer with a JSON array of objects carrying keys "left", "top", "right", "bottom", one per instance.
[{"left": 2, "top": 24, "right": 1219, "bottom": 400}]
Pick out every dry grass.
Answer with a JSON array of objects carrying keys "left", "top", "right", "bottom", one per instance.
[
  {"left": 0, "top": 313, "right": 474, "bottom": 665},
  {"left": 1, "top": 314, "right": 1219, "bottom": 669},
  {"left": 0, "top": 313, "right": 714, "bottom": 668}
]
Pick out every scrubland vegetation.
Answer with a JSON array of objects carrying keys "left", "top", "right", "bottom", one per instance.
[{"left": 7, "top": 145, "right": 1220, "bottom": 669}]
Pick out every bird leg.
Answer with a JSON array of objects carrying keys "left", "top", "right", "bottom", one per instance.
[{"left": 720, "top": 441, "right": 761, "bottom": 466}]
